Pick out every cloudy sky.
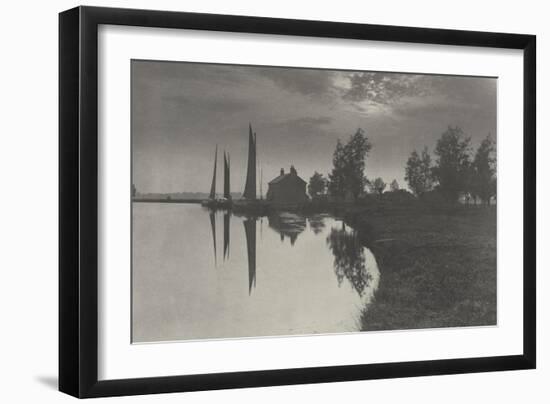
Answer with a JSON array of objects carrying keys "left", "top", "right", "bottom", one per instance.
[{"left": 132, "top": 60, "right": 496, "bottom": 194}]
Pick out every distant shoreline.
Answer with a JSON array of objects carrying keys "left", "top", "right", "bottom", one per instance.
[{"left": 133, "top": 198, "right": 202, "bottom": 204}]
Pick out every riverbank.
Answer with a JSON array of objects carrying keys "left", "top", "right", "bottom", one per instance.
[{"left": 346, "top": 205, "right": 497, "bottom": 331}]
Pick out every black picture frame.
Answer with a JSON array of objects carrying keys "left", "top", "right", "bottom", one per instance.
[{"left": 59, "top": 5, "right": 536, "bottom": 398}]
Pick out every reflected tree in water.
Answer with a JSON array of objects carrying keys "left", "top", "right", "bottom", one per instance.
[{"left": 326, "top": 225, "right": 372, "bottom": 297}]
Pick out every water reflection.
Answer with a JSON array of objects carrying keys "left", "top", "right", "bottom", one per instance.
[
  {"left": 209, "top": 211, "right": 217, "bottom": 266},
  {"left": 223, "top": 211, "right": 230, "bottom": 261},
  {"left": 326, "top": 224, "right": 373, "bottom": 298},
  {"left": 133, "top": 204, "right": 380, "bottom": 342},
  {"left": 243, "top": 217, "right": 256, "bottom": 294},
  {"left": 308, "top": 215, "right": 326, "bottom": 235},
  {"left": 208, "top": 209, "right": 375, "bottom": 298},
  {"left": 268, "top": 212, "right": 307, "bottom": 245}
]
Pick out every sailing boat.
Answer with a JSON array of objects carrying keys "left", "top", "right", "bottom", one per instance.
[
  {"left": 202, "top": 144, "right": 232, "bottom": 208},
  {"left": 242, "top": 124, "right": 256, "bottom": 200},
  {"left": 203, "top": 123, "right": 265, "bottom": 211},
  {"left": 223, "top": 151, "right": 231, "bottom": 200},
  {"left": 233, "top": 123, "right": 268, "bottom": 214}
]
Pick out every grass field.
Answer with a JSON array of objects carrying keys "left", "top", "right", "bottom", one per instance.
[{"left": 347, "top": 204, "right": 497, "bottom": 331}]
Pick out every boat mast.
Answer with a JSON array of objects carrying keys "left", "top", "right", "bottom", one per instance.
[
  {"left": 224, "top": 151, "right": 231, "bottom": 199},
  {"left": 209, "top": 145, "right": 218, "bottom": 200}
]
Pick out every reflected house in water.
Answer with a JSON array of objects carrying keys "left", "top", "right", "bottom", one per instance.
[
  {"left": 266, "top": 166, "right": 308, "bottom": 205},
  {"left": 308, "top": 215, "right": 327, "bottom": 235},
  {"left": 268, "top": 212, "right": 306, "bottom": 245}
]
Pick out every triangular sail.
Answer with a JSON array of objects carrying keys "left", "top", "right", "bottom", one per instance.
[
  {"left": 242, "top": 124, "right": 256, "bottom": 200},
  {"left": 209, "top": 145, "right": 218, "bottom": 200},
  {"left": 259, "top": 165, "right": 263, "bottom": 200},
  {"left": 224, "top": 151, "right": 231, "bottom": 199}
]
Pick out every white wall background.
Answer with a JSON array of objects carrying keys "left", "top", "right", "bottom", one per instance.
[{"left": 0, "top": 0, "right": 546, "bottom": 402}]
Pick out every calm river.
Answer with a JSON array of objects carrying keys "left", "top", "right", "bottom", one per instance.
[{"left": 132, "top": 203, "right": 379, "bottom": 342}]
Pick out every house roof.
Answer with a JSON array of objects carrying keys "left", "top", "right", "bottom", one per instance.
[{"left": 268, "top": 173, "right": 306, "bottom": 185}]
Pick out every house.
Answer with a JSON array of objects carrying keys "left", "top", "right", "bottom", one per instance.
[{"left": 266, "top": 166, "right": 308, "bottom": 205}]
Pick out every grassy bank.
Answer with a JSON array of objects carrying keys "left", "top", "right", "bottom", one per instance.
[{"left": 346, "top": 204, "right": 496, "bottom": 331}]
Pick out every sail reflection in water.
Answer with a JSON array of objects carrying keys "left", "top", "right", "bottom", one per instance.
[
  {"left": 243, "top": 217, "right": 256, "bottom": 294},
  {"left": 209, "top": 211, "right": 217, "bottom": 265},
  {"left": 132, "top": 203, "right": 379, "bottom": 342},
  {"left": 223, "top": 211, "right": 230, "bottom": 260}
]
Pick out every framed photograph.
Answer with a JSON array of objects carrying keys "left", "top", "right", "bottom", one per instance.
[{"left": 59, "top": 6, "right": 536, "bottom": 398}]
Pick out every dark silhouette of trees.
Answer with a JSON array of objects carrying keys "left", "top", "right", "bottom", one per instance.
[
  {"left": 372, "top": 177, "right": 387, "bottom": 196},
  {"left": 463, "top": 165, "right": 476, "bottom": 205},
  {"left": 328, "top": 139, "right": 345, "bottom": 198},
  {"left": 328, "top": 128, "right": 372, "bottom": 200},
  {"left": 364, "top": 178, "right": 374, "bottom": 194},
  {"left": 432, "top": 126, "right": 472, "bottom": 202},
  {"left": 403, "top": 127, "right": 496, "bottom": 206},
  {"left": 390, "top": 179, "right": 400, "bottom": 192},
  {"left": 471, "top": 134, "right": 496, "bottom": 205},
  {"left": 308, "top": 171, "right": 327, "bottom": 198},
  {"left": 405, "top": 147, "right": 434, "bottom": 196}
]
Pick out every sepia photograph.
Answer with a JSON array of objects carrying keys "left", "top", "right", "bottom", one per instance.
[{"left": 131, "top": 59, "right": 497, "bottom": 343}]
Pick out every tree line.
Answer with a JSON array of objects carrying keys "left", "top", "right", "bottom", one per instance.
[
  {"left": 308, "top": 126, "right": 496, "bottom": 205},
  {"left": 405, "top": 126, "right": 496, "bottom": 205}
]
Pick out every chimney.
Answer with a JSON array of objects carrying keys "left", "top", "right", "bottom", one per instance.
[
  {"left": 280, "top": 168, "right": 285, "bottom": 176},
  {"left": 290, "top": 165, "right": 297, "bottom": 175}
]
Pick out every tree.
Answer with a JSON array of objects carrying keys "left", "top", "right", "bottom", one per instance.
[
  {"left": 471, "top": 134, "right": 497, "bottom": 205},
  {"left": 432, "top": 126, "right": 472, "bottom": 202},
  {"left": 390, "top": 179, "right": 400, "bottom": 192},
  {"left": 405, "top": 147, "right": 434, "bottom": 197},
  {"left": 328, "top": 139, "right": 346, "bottom": 198},
  {"left": 463, "top": 164, "right": 476, "bottom": 205},
  {"left": 308, "top": 171, "right": 327, "bottom": 198},
  {"left": 328, "top": 128, "right": 372, "bottom": 200},
  {"left": 372, "top": 177, "right": 386, "bottom": 196},
  {"left": 364, "top": 178, "right": 373, "bottom": 194}
]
